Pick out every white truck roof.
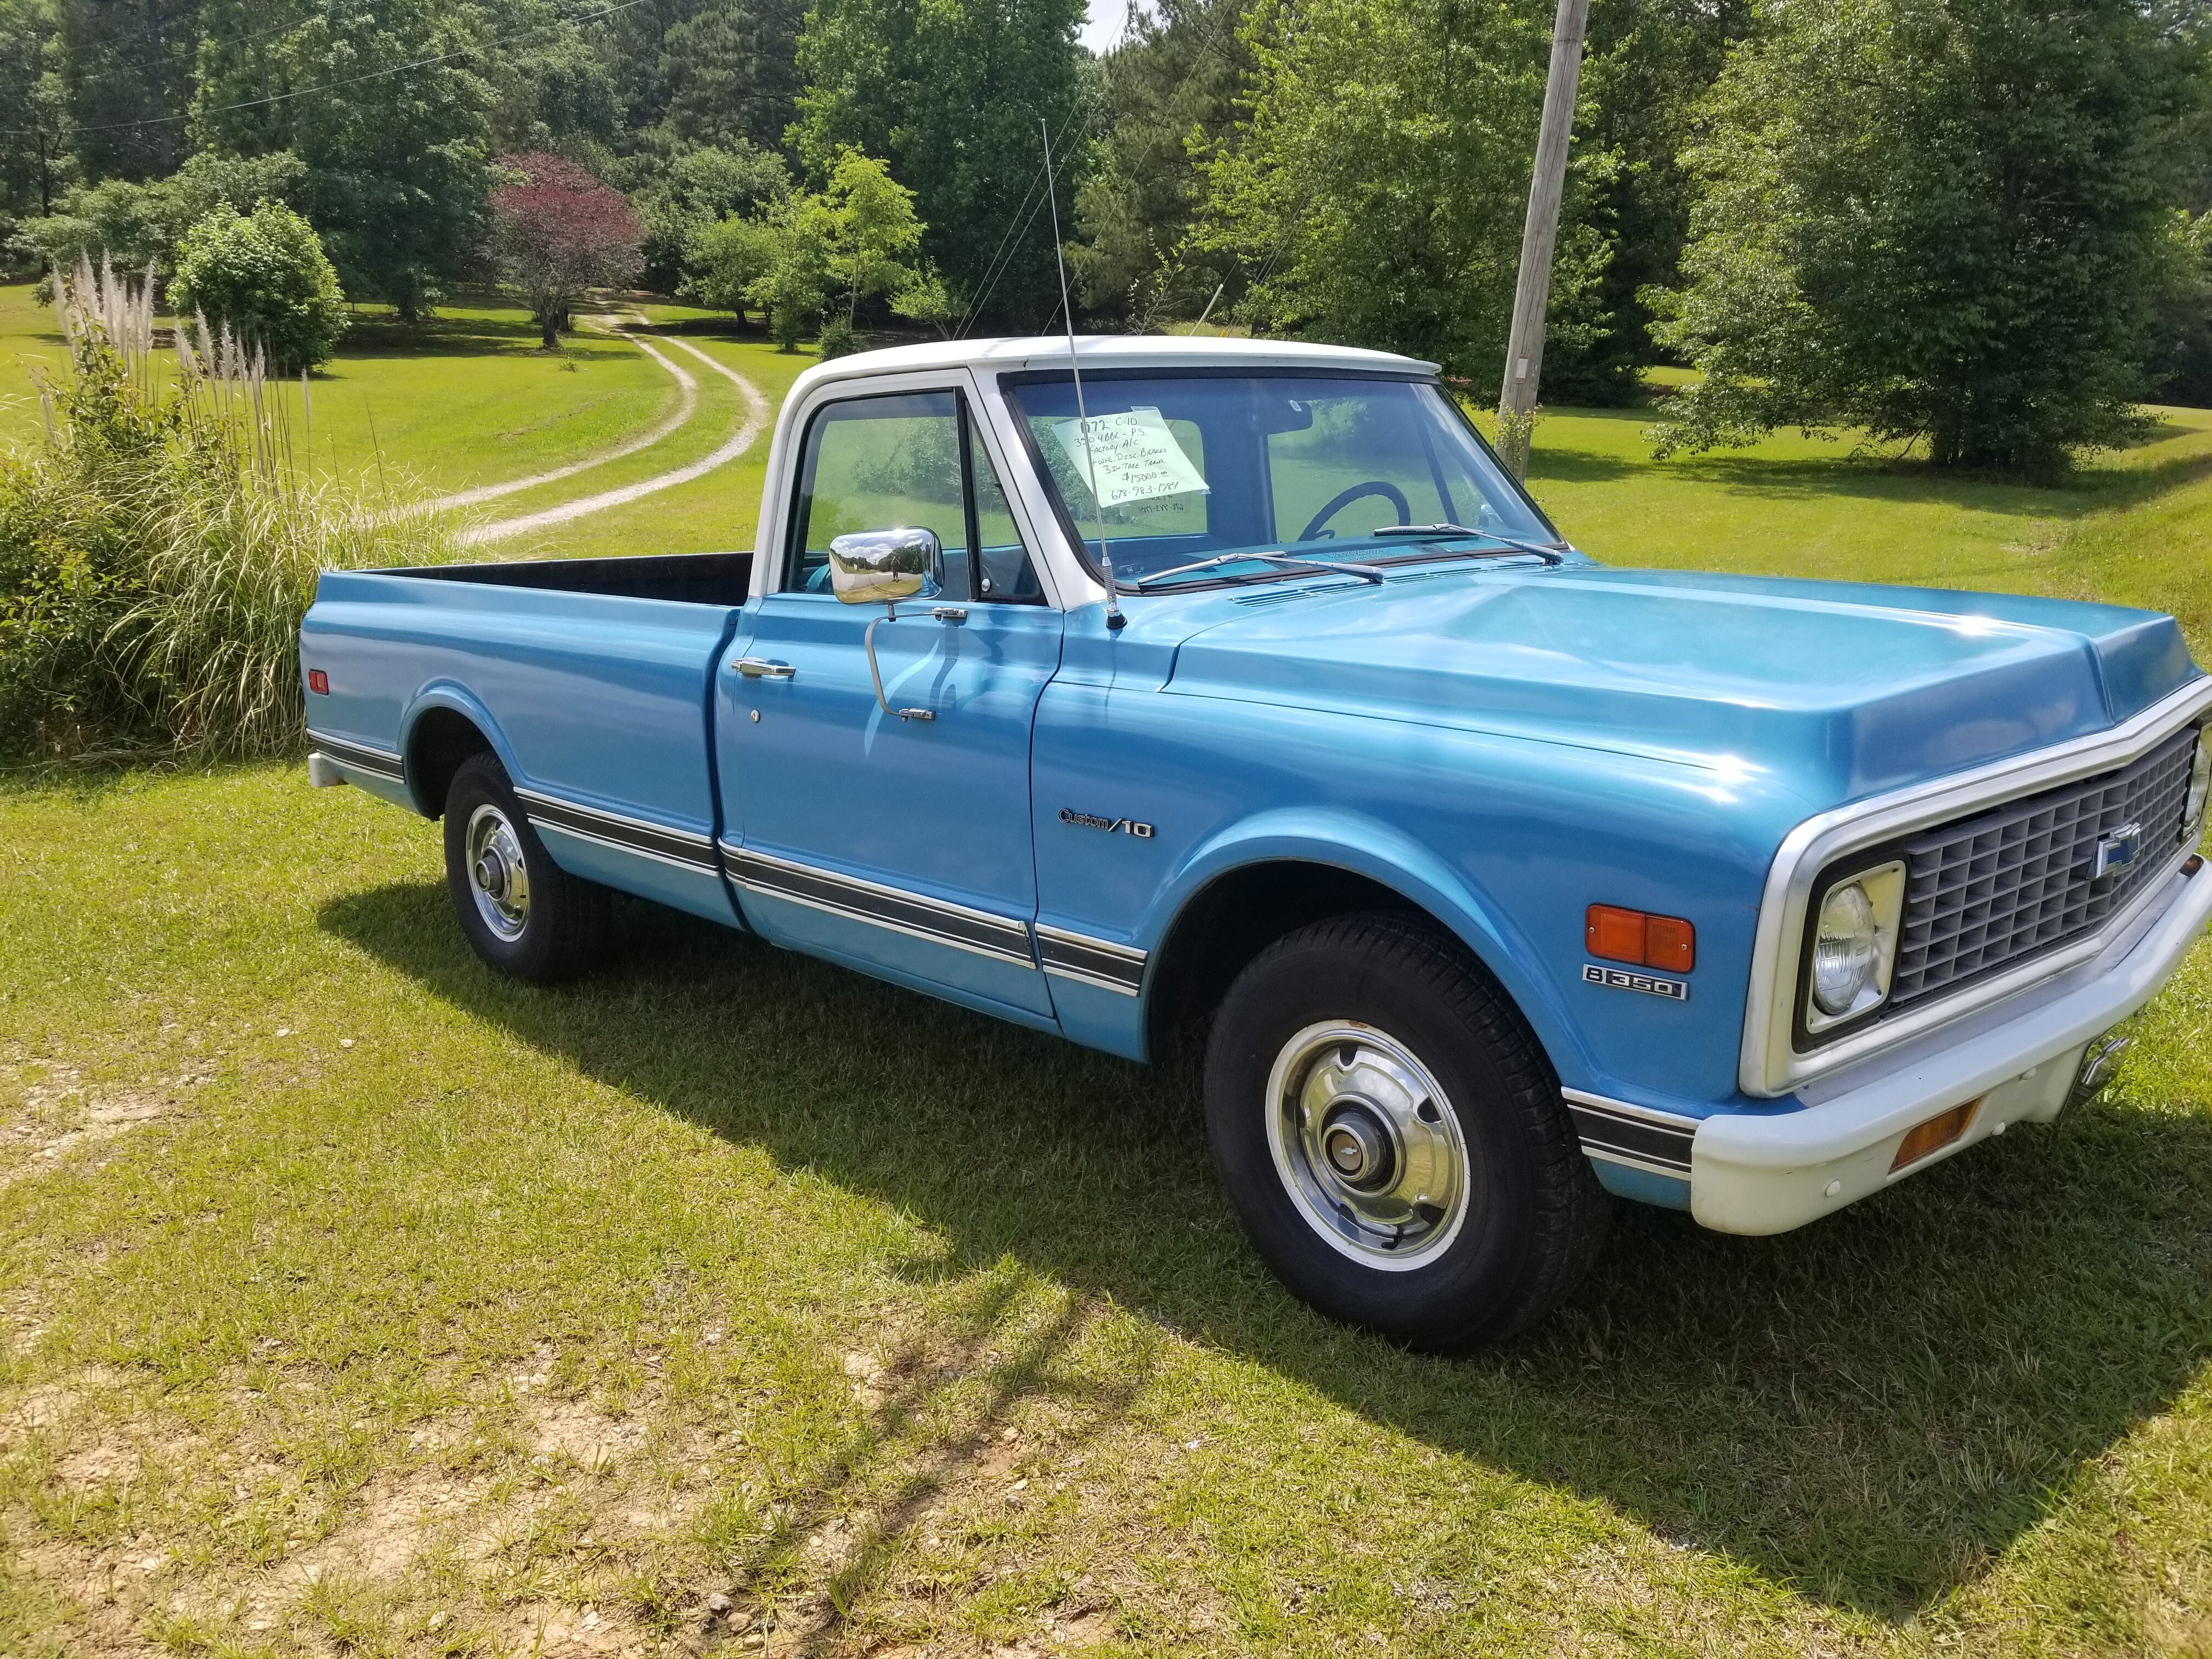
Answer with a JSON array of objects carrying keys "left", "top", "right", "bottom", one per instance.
[{"left": 788, "top": 334, "right": 1441, "bottom": 400}]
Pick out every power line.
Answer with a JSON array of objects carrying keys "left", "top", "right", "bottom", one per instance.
[{"left": 0, "top": 0, "right": 649, "bottom": 137}]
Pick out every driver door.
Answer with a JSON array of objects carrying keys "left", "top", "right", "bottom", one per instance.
[{"left": 715, "top": 385, "right": 1065, "bottom": 1022}]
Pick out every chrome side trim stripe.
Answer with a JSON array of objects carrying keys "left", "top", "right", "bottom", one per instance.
[
  {"left": 517, "top": 788, "right": 718, "bottom": 873},
  {"left": 306, "top": 731, "right": 404, "bottom": 780},
  {"left": 1035, "top": 924, "right": 1147, "bottom": 996},
  {"left": 1561, "top": 1090, "right": 1697, "bottom": 1176},
  {"left": 722, "top": 844, "right": 1039, "bottom": 968}
]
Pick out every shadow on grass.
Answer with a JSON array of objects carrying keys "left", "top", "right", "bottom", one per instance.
[{"left": 322, "top": 883, "right": 2212, "bottom": 1623}]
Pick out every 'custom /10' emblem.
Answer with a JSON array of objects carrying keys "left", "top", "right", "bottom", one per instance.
[
  {"left": 1060, "top": 808, "right": 1155, "bottom": 838},
  {"left": 1583, "top": 962, "right": 1689, "bottom": 1001}
]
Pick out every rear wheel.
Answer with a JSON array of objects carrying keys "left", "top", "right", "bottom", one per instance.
[
  {"left": 1203, "top": 913, "right": 1609, "bottom": 1350},
  {"left": 442, "top": 753, "right": 610, "bottom": 981}
]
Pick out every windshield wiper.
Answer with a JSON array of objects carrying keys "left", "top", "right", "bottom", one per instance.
[
  {"left": 1369, "top": 524, "right": 1566, "bottom": 565},
  {"left": 1130, "top": 551, "right": 1387, "bottom": 591}
]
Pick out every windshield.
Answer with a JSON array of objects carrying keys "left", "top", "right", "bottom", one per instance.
[{"left": 1002, "top": 372, "right": 1559, "bottom": 587}]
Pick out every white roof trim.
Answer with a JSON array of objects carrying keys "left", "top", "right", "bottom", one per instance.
[{"left": 787, "top": 334, "right": 1440, "bottom": 403}]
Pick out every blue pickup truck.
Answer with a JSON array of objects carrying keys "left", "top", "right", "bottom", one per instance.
[{"left": 301, "top": 336, "right": 2212, "bottom": 1349}]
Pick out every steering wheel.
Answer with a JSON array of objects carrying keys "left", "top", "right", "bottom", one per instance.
[{"left": 1300, "top": 480, "right": 1412, "bottom": 543}]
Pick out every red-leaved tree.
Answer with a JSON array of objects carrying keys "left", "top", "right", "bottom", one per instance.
[{"left": 488, "top": 154, "right": 644, "bottom": 348}]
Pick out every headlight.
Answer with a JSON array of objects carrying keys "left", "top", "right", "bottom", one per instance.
[
  {"left": 1803, "top": 860, "right": 1906, "bottom": 1034},
  {"left": 2187, "top": 727, "right": 2211, "bottom": 831},
  {"left": 1812, "top": 884, "right": 1877, "bottom": 1015}
]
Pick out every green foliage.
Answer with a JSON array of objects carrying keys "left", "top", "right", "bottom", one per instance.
[
  {"left": 1199, "top": 0, "right": 1607, "bottom": 387},
  {"left": 0, "top": 266, "right": 454, "bottom": 759},
  {"left": 1073, "top": 0, "right": 1250, "bottom": 329},
  {"left": 692, "top": 150, "right": 925, "bottom": 349},
  {"left": 168, "top": 199, "right": 346, "bottom": 370},
  {"left": 10, "top": 151, "right": 306, "bottom": 281},
  {"left": 793, "top": 0, "right": 1086, "bottom": 330},
  {"left": 1649, "top": 0, "right": 2209, "bottom": 471},
  {"left": 0, "top": 0, "right": 71, "bottom": 231},
  {"left": 1559, "top": 0, "right": 1750, "bottom": 400},
  {"left": 2148, "top": 210, "right": 2212, "bottom": 408},
  {"left": 54, "top": 0, "right": 200, "bottom": 182},
  {"left": 684, "top": 212, "right": 782, "bottom": 323},
  {"left": 192, "top": 0, "right": 495, "bottom": 319},
  {"left": 634, "top": 140, "right": 791, "bottom": 295}
]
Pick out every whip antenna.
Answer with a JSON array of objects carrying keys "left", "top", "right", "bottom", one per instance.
[{"left": 1040, "top": 117, "right": 1125, "bottom": 630}]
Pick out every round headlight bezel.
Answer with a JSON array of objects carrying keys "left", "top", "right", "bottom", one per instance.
[
  {"left": 1799, "top": 858, "right": 1908, "bottom": 1040},
  {"left": 2186, "top": 725, "right": 2212, "bottom": 833}
]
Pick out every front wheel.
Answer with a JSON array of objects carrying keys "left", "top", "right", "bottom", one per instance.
[
  {"left": 442, "top": 753, "right": 610, "bottom": 982},
  {"left": 1204, "top": 913, "right": 1610, "bottom": 1350}
]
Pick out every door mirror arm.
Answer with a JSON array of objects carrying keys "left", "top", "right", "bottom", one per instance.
[{"left": 829, "top": 528, "right": 947, "bottom": 723}]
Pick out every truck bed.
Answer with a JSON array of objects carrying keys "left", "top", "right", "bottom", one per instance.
[{"left": 301, "top": 551, "right": 756, "bottom": 925}]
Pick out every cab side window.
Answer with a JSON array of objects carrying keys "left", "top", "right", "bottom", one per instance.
[{"left": 787, "top": 391, "right": 1045, "bottom": 603}]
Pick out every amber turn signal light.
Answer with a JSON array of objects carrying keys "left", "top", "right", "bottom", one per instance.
[
  {"left": 1585, "top": 904, "right": 1696, "bottom": 973},
  {"left": 307, "top": 669, "right": 329, "bottom": 695},
  {"left": 1891, "top": 1099, "right": 1977, "bottom": 1171}
]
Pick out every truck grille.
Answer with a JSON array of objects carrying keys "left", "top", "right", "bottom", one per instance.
[{"left": 1887, "top": 727, "right": 2199, "bottom": 1008}]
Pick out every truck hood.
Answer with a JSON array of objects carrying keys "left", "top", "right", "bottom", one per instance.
[{"left": 1160, "top": 566, "right": 2200, "bottom": 806}]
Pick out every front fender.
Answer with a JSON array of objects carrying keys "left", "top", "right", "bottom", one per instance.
[{"left": 1142, "top": 807, "right": 1600, "bottom": 1088}]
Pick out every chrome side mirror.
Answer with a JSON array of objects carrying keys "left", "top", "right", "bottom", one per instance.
[
  {"left": 827, "top": 527, "right": 944, "bottom": 723},
  {"left": 828, "top": 527, "right": 943, "bottom": 613}
]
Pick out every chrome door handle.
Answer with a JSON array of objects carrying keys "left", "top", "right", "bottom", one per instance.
[{"left": 733, "top": 657, "right": 795, "bottom": 679}]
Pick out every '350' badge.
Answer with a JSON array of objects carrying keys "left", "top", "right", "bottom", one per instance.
[{"left": 1582, "top": 963, "right": 1689, "bottom": 1001}]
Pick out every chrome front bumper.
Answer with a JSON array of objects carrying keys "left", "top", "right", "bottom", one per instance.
[{"left": 1691, "top": 855, "right": 2212, "bottom": 1235}]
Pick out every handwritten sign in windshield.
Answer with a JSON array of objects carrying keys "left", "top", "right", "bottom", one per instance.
[{"left": 1051, "top": 408, "right": 1210, "bottom": 511}]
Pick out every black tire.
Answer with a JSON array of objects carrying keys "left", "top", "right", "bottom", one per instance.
[
  {"left": 442, "top": 753, "right": 610, "bottom": 982},
  {"left": 1203, "top": 912, "right": 1610, "bottom": 1351}
]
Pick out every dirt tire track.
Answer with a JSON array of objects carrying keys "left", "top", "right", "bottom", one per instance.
[{"left": 459, "top": 332, "right": 770, "bottom": 546}]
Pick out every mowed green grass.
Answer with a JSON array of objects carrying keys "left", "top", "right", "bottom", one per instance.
[
  {"left": 0, "top": 286, "right": 703, "bottom": 501},
  {"left": 5, "top": 353, "right": 2212, "bottom": 1654}
]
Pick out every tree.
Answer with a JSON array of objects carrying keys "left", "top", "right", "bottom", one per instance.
[
  {"left": 1552, "top": 0, "right": 1750, "bottom": 400},
  {"left": 683, "top": 211, "right": 780, "bottom": 325},
  {"left": 633, "top": 140, "right": 789, "bottom": 294},
  {"left": 1072, "top": 0, "right": 1252, "bottom": 328},
  {"left": 192, "top": 0, "right": 495, "bottom": 319},
  {"left": 1649, "top": 0, "right": 2209, "bottom": 471},
  {"left": 1198, "top": 0, "right": 1609, "bottom": 386},
  {"left": 692, "top": 150, "right": 928, "bottom": 349},
  {"left": 793, "top": 0, "right": 1086, "bottom": 330},
  {"left": 488, "top": 152, "right": 644, "bottom": 348},
  {"left": 56, "top": 0, "right": 201, "bottom": 182},
  {"left": 0, "top": 0, "right": 72, "bottom": 227},
  {"left": 168, "top": 198, "right": 347, "bottom": 368},
  {"left": 596, "top": 0, "right": 804, "bottom": 157}
]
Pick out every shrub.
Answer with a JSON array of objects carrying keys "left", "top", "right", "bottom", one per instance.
[
  {"left": 0, "top": 259, "right": 456, "bottom": 761},
  {"left": 169, "top": 200, "right": 349, "bottom": 372}
]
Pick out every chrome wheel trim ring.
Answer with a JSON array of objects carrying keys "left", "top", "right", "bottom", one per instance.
[
  {"left": 465, "top": 803, "right": 532, "bottom": 942},
  {"left": 1263, "top": 1020, "right": 1471, "bottom": 1272}
]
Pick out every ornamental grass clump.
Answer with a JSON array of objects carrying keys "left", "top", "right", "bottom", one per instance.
[{"left": 0, "top": 256, "right": 459, "bottom": 761}]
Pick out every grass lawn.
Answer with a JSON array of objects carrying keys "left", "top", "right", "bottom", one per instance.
[
  {"left": 0, "top": 287, "right": 698, "bottom": 501},
  {"left": 4, "top": 336, "right": 2212, "bottom": 1655}
]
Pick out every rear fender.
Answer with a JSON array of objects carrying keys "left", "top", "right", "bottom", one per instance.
[{"left": 399, "top": 682, "right": 522, "bottom": 817}]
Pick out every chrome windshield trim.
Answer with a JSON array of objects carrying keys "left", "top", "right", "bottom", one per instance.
[{"left": 1740, "top": 676, "right": 2212, "bottom": 1097}]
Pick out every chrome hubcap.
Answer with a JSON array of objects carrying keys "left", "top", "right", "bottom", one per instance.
[
  {"left": 466, "top": 804, "right": 531, "bottom": 941},
  {"left": 1265, "top": 1022, "right": 1469, "bottom": 1270}
]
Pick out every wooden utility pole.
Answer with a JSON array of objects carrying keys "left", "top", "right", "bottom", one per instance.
[{"left": 1496, "top": 0, "right": 1589, "bottom": 479}]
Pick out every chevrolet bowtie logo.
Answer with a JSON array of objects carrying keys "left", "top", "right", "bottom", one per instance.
[{"left": 2091, "top": 821, "right": 2143, "bottom": 879}]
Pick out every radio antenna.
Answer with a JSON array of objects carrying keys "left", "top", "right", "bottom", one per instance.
[{"left": 1040, "top": 117, "right": 1125, "bottom": 630}]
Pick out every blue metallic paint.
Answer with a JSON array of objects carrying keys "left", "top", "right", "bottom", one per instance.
[{"left": 299, "top": 524, "right": 2202, "bottom": 1204}]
